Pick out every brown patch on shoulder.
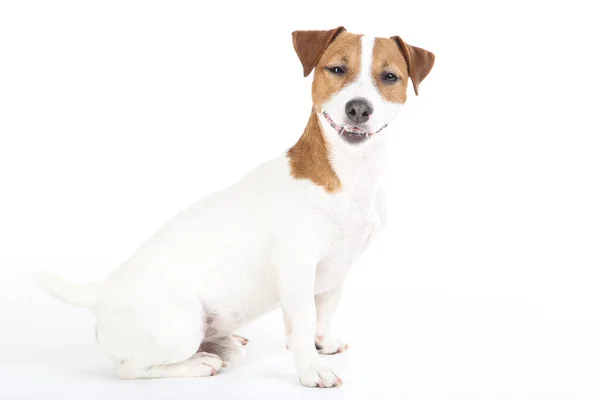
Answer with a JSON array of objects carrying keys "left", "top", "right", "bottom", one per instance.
[
  {"left": 372, "top": 38, "right": 410, "bottom": 104},
  {"left": 287, "top": 112, "right": 341, "bottom": 193},
  {"left": 311, "top": 32, "right": 362, "bottom": 108}
]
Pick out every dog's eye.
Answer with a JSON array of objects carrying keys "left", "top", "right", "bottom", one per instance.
[
  {"left": 382, "top": 72, "right": 399, "bottom": 83},
  {"left": 327, "top": 66, "right": 346, "bottom": 76}
]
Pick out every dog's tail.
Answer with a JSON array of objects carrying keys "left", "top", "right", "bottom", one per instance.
[{"left": 35, "top": 271, "right": 103, "bottom": 310}]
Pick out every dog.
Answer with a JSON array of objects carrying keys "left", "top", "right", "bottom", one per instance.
[{"left": 38, "top": 26, "right": 434, "bottom": 388}]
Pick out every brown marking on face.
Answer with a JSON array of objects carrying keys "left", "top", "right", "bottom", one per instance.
[
  {"left": 288, "top": 30, "right": 363, "bottom": 193},
  {"left": 372, "top": 38, "right": 410, "bottom": 104},
  {"left": 311, "top": 32, "right": 362, "bottom": 109},
  {"left": 287, "top": 112, "right": 341, "bottom": 193}
]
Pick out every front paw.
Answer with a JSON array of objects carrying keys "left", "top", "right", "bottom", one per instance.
[
  {"left": 298, "top": 363, "right": 343, "bottom": 388},
  {"left": 315, "top": 335, "right": 349, "bottom": 355}
]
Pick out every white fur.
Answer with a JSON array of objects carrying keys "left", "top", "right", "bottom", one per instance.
[{"left": 39, "top": 35, "right": 403, "bottom": 387}]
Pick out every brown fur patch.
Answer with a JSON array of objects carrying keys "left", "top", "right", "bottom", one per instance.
[
  {"left": 287, "top": 32, "right": 364, "bottom": 193},
  {"left": 287, "top": 112, "right": 341, "bottom": 193},
  {"left": 372, "top": 38, "right": 410, "bottom": 104},
  {"left": 391, "top": 36, "right": 435, "bottom": 96},
  {"left": 311, "top": 32, "right": 362, "bottom": 108},
  {"left": 292, "top": 27, "right": 346, "bottom": 77}
]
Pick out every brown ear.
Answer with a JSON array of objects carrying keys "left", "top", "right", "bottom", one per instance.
[
  {"left": 292, "top": 27, "right": 346, "bottom": 77},
  {"left": 391, "top": 36, "right": 435, "bottom": 95}
]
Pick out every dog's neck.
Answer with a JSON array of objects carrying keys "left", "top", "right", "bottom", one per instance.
[{"left": 288, "top": 111, "right": 387, "bottom": 201}]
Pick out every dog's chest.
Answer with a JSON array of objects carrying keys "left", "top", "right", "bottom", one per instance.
[{"left": 314, "top": 192, "right": 380, "bottom": 294}]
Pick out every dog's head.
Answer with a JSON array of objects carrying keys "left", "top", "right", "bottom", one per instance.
[{"left": 292, "top": 27, "right": 434, "bottom": 145}]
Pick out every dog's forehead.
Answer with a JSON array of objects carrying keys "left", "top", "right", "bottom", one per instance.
[
  {"left": 319, "top": 32, "right": 408, "bottom": 76},
  {"left": 312, "top": 31, "right": 410, "bottom": 107},
  {"left": 372, "top": 38, "right": 409, "bottom": 77},
  {"left": 319, "top": 32, "right": 362, "bottom": 64}
]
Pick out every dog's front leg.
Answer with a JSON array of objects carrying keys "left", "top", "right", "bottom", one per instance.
[
  {"left": 315, "top": 281, "right": 349, "bottom": 354},
  {"left": 275, "top": 255, "right": 342, "bottom": 388}
]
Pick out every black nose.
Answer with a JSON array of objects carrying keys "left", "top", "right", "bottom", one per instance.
[{"left": 345, "top": 98, "right": 373, "bottom": 124}]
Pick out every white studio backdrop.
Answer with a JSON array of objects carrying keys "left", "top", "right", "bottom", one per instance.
[{"left": 0, "top": 1, "right": 599, "bottom": 399}]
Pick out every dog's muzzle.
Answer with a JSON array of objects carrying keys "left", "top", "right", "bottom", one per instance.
[{"left": 322, "top": 111, "right": 388, "bottom": 144}]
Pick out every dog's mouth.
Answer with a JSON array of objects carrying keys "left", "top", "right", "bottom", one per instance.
[{"left": 322, "top": 111, "right": 388, "bottom": 144}]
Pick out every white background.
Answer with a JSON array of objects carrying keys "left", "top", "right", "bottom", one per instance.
[{"left": 1, "top": 1, "right": 599, "bottom": 399}]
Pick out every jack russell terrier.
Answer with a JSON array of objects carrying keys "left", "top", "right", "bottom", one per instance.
[{"left": 39, "top": 26, "right": 434, "bottom": 388}]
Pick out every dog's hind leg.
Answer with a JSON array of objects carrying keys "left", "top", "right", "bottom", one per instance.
[
  {"left": 96, "top": 284, "right": 223, "bottom": 379},
  {"left": 199, "top": 335, "right": 245, "bottom": 364},
  {"left": 232, "top": 334, "right": 249, "bottom": 346},
  {"left": 118, "top": 352, "right": 224, "bottom": 379}
]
